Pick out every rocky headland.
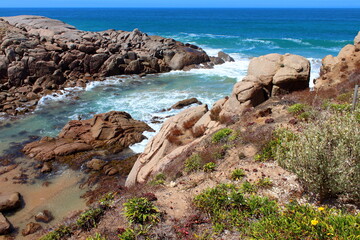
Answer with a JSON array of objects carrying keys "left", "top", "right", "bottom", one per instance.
[{"left": 0, "top": 15, "right": 234, "bottom": 116}]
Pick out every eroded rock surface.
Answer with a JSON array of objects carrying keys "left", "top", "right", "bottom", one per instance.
[
  {"left": 23, "top": 111, "right": 153, "bottom": 162},
  {"left": 315, "top": 33, "right": 360, "bottom": 89},
  {"left": 0, "top": 15, "right": 210, "bottom": 115},
  {"left": 0, "top": 213, "right": 11, "bottom": 235}
]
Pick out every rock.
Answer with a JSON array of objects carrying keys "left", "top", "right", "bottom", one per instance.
[
  {"left": 40, "top": 162, "right": 52, "bottom": 173},
  {"left": 126, "top": 104, "right": 210, "bottom": 187},
  {"left": 23, "top": 111, "right": 154, "bottom": 161},
  {"left": 218, "top": 51, "right": 234, "bottom": 62},
  {"left": 0, "top": 213, "right": 11, "bottom": 235},
  {"left": 0, "top": 192, "right": 21, "bottom": 212},
  {"left": 355, "top": 31, "right": 360, "bottom": 45},
  {"left": 22, "top": 222, "right": 42, "bottom": 236},
  {"left": 171, "top": 98, "right": 202, "bottom": 109},
  {"left": 86, "top": 158, "right": 106, "bottom": 171},
  {"left": 35, "top": 210, "right": 53, "bottom": 223},
  {"left": 169, "top": 47, "right": 210, "bottom": 70}
]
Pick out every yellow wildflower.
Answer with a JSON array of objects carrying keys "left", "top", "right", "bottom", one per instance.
[
  {"left": 311, "top": 219, "right": 319, "bottom": 226},
  {"left": 318, "top": 207, "right": 325, "bottom": 211}
]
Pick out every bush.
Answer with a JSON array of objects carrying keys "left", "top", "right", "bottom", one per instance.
[
  {"left": 254, "top": 137, "right": 281, "bottom": 162},
  {"left": 86, "top": 233, "right": 107, "bottom": 240},
  {"left": 149, "top": 173, "right": 166, "bottom": 186},
  {"left": 98, "top": 192, "right": 116, "bottom": 209},
  {"left": 211, "top": 128, "right": 233, "bottom": 143},
  {"left": 76, "top": 208, "right": 103, "bottom": 230},
  {"left": 203, "top": 162, "right": 216, "bottom": 172},
  {"left": 194, "top": 185, "right": 360, "bottom": 238},
  {"left": 230, "top": 169, "right": 246, "bottom": 180},
  {"left": 123, "top": 197, "right": 160, "bottom": 224},
  {"left": 39, "top": 226, "right": 72, "bottom": 240},
  {"left": 184, "top": 154, "right": 202, "bottom": 173},
  {"left": 275, "top": 110, "right": 360, "bottom": 202},
  {"left": 287, "top": 103, "right": 307, "bottom": 115}
]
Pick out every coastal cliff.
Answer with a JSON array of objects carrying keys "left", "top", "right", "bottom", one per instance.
[{"left": 0, "top": 15, "right": 212, "bottom": 116}]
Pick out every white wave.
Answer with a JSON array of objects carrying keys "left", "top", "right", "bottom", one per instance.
[
  {"left": 308, "top": 58, "right": 322, "bottom": 89},
  {"left": 243, "top": 38, "right": 273, "bottom": 45},
  {"left": 282, "top": 38, "right": 312, "bottom": 46}
]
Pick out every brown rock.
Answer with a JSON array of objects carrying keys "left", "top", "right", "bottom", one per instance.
[
  {"left": 86, "top": 159, "right": 106, "bottom": 171},
  {"left": 355, "top": 31, "right": 360, "bottom": 45},
  {"left": 23, "top": 111, "right": 154, "bottom": 161},
  {"left": 40, "top": 162, "right": 52, "bottom": 173},
  {"left": 171, "top": 98, "right": 202, "bottom": 109},
  {"left": 35, "top": 210, "right": 53, "bottom": 223},
  {"left": 21, "top": 222, "right": 42, "bottom": 236},
  {"left": 0, "top": 192, "right": 21, "bottom": 212},
  {"left": 0, "top": 213, "right": 11, "bottom": 235},
  {"left": 169, "top": 47, "right": 209, "bottom": 70}
]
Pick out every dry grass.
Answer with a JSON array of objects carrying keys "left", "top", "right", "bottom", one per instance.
[
  {"left": 191, "top": 125, "right": 206, "bottom": 138},
  {"left": 182, "top": 117, "right": 199, "bottom": 129}
]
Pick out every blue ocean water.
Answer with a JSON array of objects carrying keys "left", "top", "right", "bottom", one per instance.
[
  {"left": 0, "top": 8, "right": 359, "bottom": 153},
  {"left": 1, "top": 8, "right": 359, "bottom": 58}
]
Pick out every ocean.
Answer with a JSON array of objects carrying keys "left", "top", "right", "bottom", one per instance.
[{"left": 0, "top": 8, "right": 359, "bottom": 153}]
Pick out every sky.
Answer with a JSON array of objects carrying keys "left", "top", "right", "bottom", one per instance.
[{"left": 0, "top": 0, "right": 359, "bottom": 8}]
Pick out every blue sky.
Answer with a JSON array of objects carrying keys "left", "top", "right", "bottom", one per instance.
[{"left": 0, "top": 0, "right": 359, "bottom": 8}]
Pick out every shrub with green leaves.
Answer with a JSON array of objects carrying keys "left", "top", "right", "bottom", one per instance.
[
  {"left": 194, "top": 184, "right": 360, "bottom": 238},
  {"left": 149, "top": 173, "right": 166, "bottom": 185},
  {"left": 39, "top": 225, "right": 72, "bottom": 240},
  {"left": 123, "top": 197, "right": 160, "bottom": 224},
  {"left": 275, "top": 109, "right": 360, "bottom": 202},
  {"left": 86, "top": 233, "right": 107, "bottom": 240},
  {"left": 255, "top": 137, "right": 282, "bottom": 162},
  {"left": 287, "top": 103, "right": 307, "bottom": 115},
  {"left": 98, "top": 192, "right": 116, "bottom": 209},
  {"left": 76, "top": 208, "right": 103, "bottom": 230},
  {"left": 230, "top": 169, "right": 246, "bottom": 180},
  {"left": 203, "top": 162, "right": 216, "bottom": 172},
  {"left": 211, "top": 128, "right": 233, "bottom": 143},
  {"left": 184, "top": 154, "right": 202, "bottom": 173}
]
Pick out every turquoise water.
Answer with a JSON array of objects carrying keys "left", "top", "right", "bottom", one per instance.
[{"left": 0, "top": 8, "right": 359, "bottom": 154}]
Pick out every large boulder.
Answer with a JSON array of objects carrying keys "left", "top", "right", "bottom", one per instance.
[
  {"left": 23, "top": 111, "right": 154, "bottom": 162},
  {"left": 169, "top": 47, "right": 210, "bottom": 70},
  {"left": 0, "top": 192, "right": 21, "bottom": 212},
  {"left": 126, "top": 104, "right": 214, "bottom": 187}
]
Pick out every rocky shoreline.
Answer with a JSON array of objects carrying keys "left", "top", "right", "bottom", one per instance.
[{"left": 0, "top": 15, "right": 234, "bottom": 116}]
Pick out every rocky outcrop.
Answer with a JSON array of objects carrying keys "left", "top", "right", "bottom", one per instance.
[
  {"left": 0, "top": 213, "right": 11, "bottom": 235},
  {"left": 23, "top": 111, "right": 153, "bottom": 162},
  {"left": 219, "top": 53, "right": 310, "bottom": 119},
  {"left": 126, "top": 104, "right": 222, "bottom": 186},
  {"left": 126, "top": 53, "right": 311, "bottom": 187},
  {"left": 0, "top": 192, "right": 21, "bottom": 212},
  {"left": 315, "top": 33, "right": 360, "bottom": 89},
  {"left": 0, "top": 15, "right": 211, "bottom": 115},
  {"left": 171, "top": 98, "right": 202, "bottom": 109},
  {"left": 22, "top": 222, "right": 42, "bottom": 236}
]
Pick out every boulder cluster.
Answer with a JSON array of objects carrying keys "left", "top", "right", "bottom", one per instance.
[
  {"left": 126, "top": 53, "right": 311, "bottom": 186},
  {"left": 0, "top": 15, "right": 211, "bottom": 115}
]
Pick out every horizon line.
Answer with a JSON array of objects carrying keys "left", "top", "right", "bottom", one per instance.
[{"left": 1, "top": 7, "right": 360, "bottom": 9}]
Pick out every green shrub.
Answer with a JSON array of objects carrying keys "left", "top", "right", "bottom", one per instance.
[
  {"left": 76, "top": 208, "right": 103, "bottom": 230},
  {"left": 149, "top": 173, "right": 166, "bottom": 185},
  {"left": 203, "top": 162, "right": 216, "bottom": 172},
  {"left": 184, "top": 154, "right": 202, "bottom": 173},
  {"left": 275, "top": 110, "right": 360, "bottom": 202},
  {"left": 118, "top": 225, "right": 152, "bottom": 240},
  {"left": 194, "top": 184, "right": 360, "bottom": 238},
  {"left": 241, "top": 181, "right": 257, "bottom": 193},
  {"left": 98, "top": 192, "right": 116, "bottom": 209},
  {"left": 256, "top": 177, "right": 273, "bottom": 189},
  {"left": 230, "top": 169, "right": 246, "bottom": 180},
  {"left": 86, "top": 233, "right": 107, "bottom": 240},
  {"left": 288, "top": 103, "right": 307, "bottom": 115},
  {"left": 39, "top": 225, "right": 72, "bottom": 240},
  {"left": 254, "top": 137, "right": 282, "bottom": 162},
  {"left": 123, "top": 197, "right": 160, "bottom": 224},
  {"left": 212, "top": 128, "right": 233, "bottom": 143}
]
